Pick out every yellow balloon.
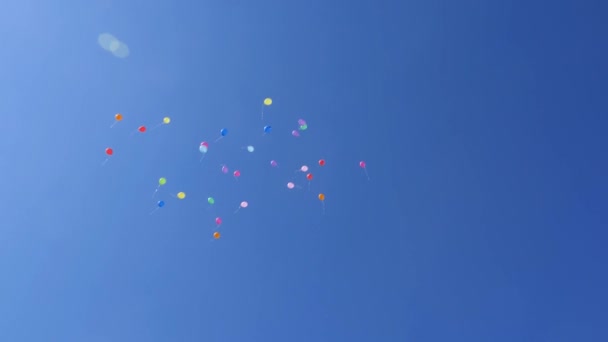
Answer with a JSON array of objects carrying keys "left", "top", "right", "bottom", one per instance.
[
  {"left": 163, "top": 117, "right": 171, "bottom": 124},
  {"left": 318, "top": 193, "right": 325, "bottom": 201},
  {"left": 177, "top": 192, "right": 186, "bottom": 199},
  {"left": 264, "top": 98, "right": 272, "bottom": 106}
]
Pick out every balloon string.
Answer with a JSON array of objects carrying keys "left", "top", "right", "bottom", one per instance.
[{"left": 101, "top": 158, "right": 109, "bottom": 166}]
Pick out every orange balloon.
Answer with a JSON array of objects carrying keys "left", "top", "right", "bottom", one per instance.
[
  {"left": 213, "top": 232, "right": 221, "bottom": 239},
  {"left": 115, "top": 113, "right": 123, "bottom": 121},
  {"left": 318, "top": 193, "right": 325, "bottom": 201}
]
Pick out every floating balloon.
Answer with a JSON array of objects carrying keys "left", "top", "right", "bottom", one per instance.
[
  {"left": 208, "top": 197, "right": 215, "bottom": 205},
  {"left": 138, "top": 126, "right": 146, "bottom": 133},
  {"left": 153, "top": 177, "right": 167, "bottom": 198},
  {"left": 201, "top": 141, "right": 209, "bottom": 148},
  {"left": 111, "top": 113, "right": 123, "bottom": 128},
  {"left": 177, "top": 192, "right": 186, "bottom": 199},
  {"left": 105, "top": 148, "right": 113, "bottom": 156},
  {"left": 234, "top": 200, "right": 249, "bottom": 214},
  {"left": 163, "top": 117, "right": 171, "bottom": 124},
  {"left": 233, "top": 170, "right": 241, "bottom": 178},
  {"left": 270, "top": 160, "right": 278, "bottom": 167},
  {"left": 306, "top": 173, "right": 313, "bottom": 180},
  {"left": 215, "top": 128, "right": 228, "bottom": 142},
  {"left": 292, "top": 130, "right": 300, "bottom": 137},
  {"left": 318, "top": 159, "right": 326, "bottom": 166},
  {"left": 221, "top": 165, "right": 229, "bottom": 174},
  {"left": 299, "top": 124, "right": 308, "bottom": 131},
  {"left": 359, "top": 161, "right": 370, "bottom": 180},
  {"left": 247, "top": 145, "right": 255, "bottom": 152},
  {"left": 199, "top": 145, "right": 208, "bottom": 153},
  {"left": 215, "top": 217, "right": 222, "bottom": 225},
  {"left": 263, "top": 125, "right": 272, "bottom": 134},
  {"left": 287, "top": 182, "right": 295, "bottom": 189},
  {"left": 298, "top": 119, "right": 306, "bottom": 125},
  {"left": 213, "top": 231, "right": 221, "bottom": 239},
  {"left": 300, "top": 165, "right": 308, "bottom": 172},
  {"left": 262, "top": 98, "right": 272, "bottom": 120},
  {"left": 318, "top": 193, "right": 325, "bottom": 201},
  {"left": 150, "top": 200, "right": 165, "bottom": 214}
]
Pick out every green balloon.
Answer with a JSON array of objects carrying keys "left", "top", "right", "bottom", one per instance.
[
  {"left": 159, "top": 177, "right": 167, "bottom": 185},
  {"left": 208, "top": 197, "right": 215, "bottom": 205},
  {"left": 299, "top": 124, "right": 308, "bottom": 131}
]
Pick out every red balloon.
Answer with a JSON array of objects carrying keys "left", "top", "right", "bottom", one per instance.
[
  {"left": 318, "top": 159, "right": 326, "bottom": 166},
  {"left": 306, "top": 173, "right": 313, "bottom": 180},
  {"left": 105, "top": 147, "right": 113, "bottom": 156},
  {"left": 233, "top": 170, "right": 241, "bottom": 177},
  {"left": 359, "top": 161, "right": 366, "bottom": 168},
  {"left": 138, "top": 126, "right": 146, "bottom": 132}
]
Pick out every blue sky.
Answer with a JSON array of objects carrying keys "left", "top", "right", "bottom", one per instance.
[{"left": 1, "top": 0, "right": 607, "bottom": 341}]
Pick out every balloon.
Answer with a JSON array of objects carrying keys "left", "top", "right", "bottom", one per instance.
[
  {"left": 298, "top": 119, "right": 306, "bottom": 125},
  {"left": 201, "top": 141, "right": 209, "bottom": 147},
  {"left": 138, "top": 126, "right": 146, "bottom": 133},
  {"left": 240, "top": 201, "right": 248, "bottom": 208},
  {"left": 199, "top": 145, "right": 208, "bottom": 153},
  {"left": 299, "top": 124, "right": 308, "bottom": 131},
  {"left": 287, "top": 182, "right": 295, "bottom": 189},
  {"left": 220, "top": 128, "right": 228, "bottom": 136},
  {"left": 263, "top": 125, "right": 272, "bottom": 133},
  {"left": 163, "top": 117, "right": 171, "bottom": 124},
  {"left": 177, "top": 192, "right": 186, "bottom": 199},
  {"left": 292, "top": 130, "right": 300, "bottom": 137},
  {"left": 233, "top": 170, "right": 241, "bottom": 178},
  {"left": 300, "top": 165, "right": 308, "bottom": 172},
  {"left": 215, "top": 217, "right": 222, "bottom": 225},
  {"left": 208, "top": 197, "right": 215, "bottom": 205},
  {"left": 247, "top": 145, "right": 254, "bottom": 152},
  {"left": 270, "top": 160, "right": 278, "bottom": 167},
  {"left": 213, "top": 231, "right": 221, "bottom": 239},
  {"left": 318, "top": 193, "right": 325, "bottom": 201},
  {"left": 115, "top": 113, "right": 123, "bottom": 121},
  {"left": 264, "top": 98, "right": 272, "bottom": 106},
  {"left": 159, "top": 177, "right": 166, "bottom": 185},
  {"left": 318, "top": 159, "right": 325, "bottom": 166},
  {"left": 306, "top": 173, "right": 313, "bottom": 180},
  {"left": 158, "top": 200, "right": 165, "bottom": 207},
  {"left": 359, "top": 161, "right": 366, "bottom": 168},
  {"left": 221, "top": 165, "right": 229, "bottom": 174},
  {"left": 105, "top": 147, "right": 113, "bottom": 156}
]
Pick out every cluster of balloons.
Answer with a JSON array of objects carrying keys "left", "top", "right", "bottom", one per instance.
[{"left": 103, "top": 97, "right": 370, "bottom": 240}]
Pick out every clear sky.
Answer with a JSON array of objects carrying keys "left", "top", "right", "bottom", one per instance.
[{"left": 1, "top": 1, "right": 607, "bottom": 341}]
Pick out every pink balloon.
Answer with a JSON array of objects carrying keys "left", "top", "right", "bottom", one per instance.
[
  {"left": 292, "top": 130, "right": 300, "bottom": 137},
  {"left": 233, "top": 170, "right": 241, "bottom": 177},
  {"left": 240, "top": 201, "right": 248, "bottom": 208},
  {"left": 300, "top": 165, "right": 308, "bottom": 172},
  {"left": 221, "top": 165, "right": 229, "bottom": 174},
  {"left": 359, "top": 161, "right": 366, "bottom": 168},
  {"left": 287, "top": 182, "right": 295, "bottom": 189},
  {"left": 215, "top": 217, "right": 222, "bottom": 225},
  {"left": 298, "top": 119, "right": 306, "bottom": 125},
  {"left": 270, "top": 160, "right": 278, "bottom": 167},
  {"left": 201, "top": 141, "right": 209, "bottom": 147}
]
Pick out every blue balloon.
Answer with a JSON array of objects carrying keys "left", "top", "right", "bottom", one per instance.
[
  {"left": 220, "top": 128, "right": 228, "bottom": 136},
  {"left": 263, "top": 125, "right": 272, "bottom": 133},
  {"left": 158, "top": 200, "right": 165, "bottom": 208}
]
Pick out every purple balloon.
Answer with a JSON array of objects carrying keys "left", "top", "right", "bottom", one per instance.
[
  {"left": 292, "top": 130, "right": 300, "bottom": 137},
  {"left": 298, "top": 119, "right": 306, "bottom": 125},
  {"left": 270, "top": 160, "right": 278, "bottom": 167},
  {"left": 221, "top": 165, "right": 229, "bottom": 174}
]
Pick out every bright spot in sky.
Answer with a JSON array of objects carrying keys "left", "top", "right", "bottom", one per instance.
[{"left": 98, "top": 33, "right": 130, "bottom": 58}]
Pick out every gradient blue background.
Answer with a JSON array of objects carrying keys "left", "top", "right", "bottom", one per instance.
[{"left": 1, "top": 1, "right": 607, "bottom": 341}]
